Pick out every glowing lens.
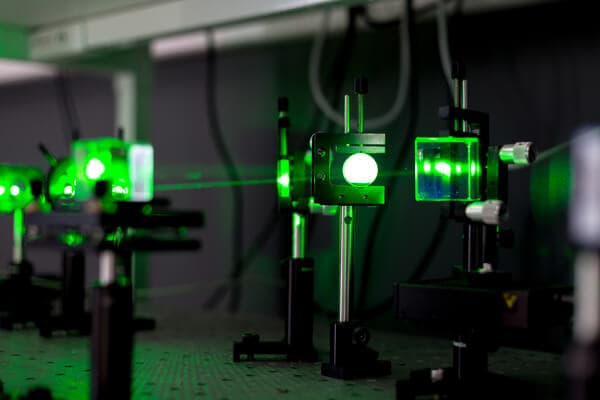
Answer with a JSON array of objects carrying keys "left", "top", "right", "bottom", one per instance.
[
  {"left": 434, "top": 162, "right": 451, "bottom": 177},
  {"left": 85, "top": 158, "right": 106, "bottom": 180},
  {"left": 342, "top": 153, "right": 378, "bottom": 186}
]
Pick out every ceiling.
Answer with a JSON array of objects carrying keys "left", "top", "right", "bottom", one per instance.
[
  {"left": 0, "top": 0, "right": 559, "bottom": 29},
  {"left": 0, "top": 0, "right": 172, "bottom": 27}
]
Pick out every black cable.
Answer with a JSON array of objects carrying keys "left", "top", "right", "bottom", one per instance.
[
  {"left": 358, "top": 0, "right": 451, "bottom": 30},
  {"left": 204, "top": 30, "right": 245, "bottom": 313},
  {"left": 204, "top": 6, "right": 360, "bottom": 311},
  {"left": 202, "top": 6, "right": 357, "bottom": 308},
  {"left": 356, "top": 0, "right": 418, "bottom": 316},
  {"left": 306, "top": 6, "right": 360, "bottom": 247},
  {"left": 325, "top": 7, "right": 360, "bottom": 133},
  {"left": 54, "top": 73, "right": 81, "bottom": 143},
  {"left": 359, "top": 217, "right": 448, "bottom": 319},
  {"left": 203, "top": 204, "right": 280, "bottom": 309}
]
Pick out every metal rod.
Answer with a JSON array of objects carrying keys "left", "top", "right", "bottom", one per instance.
[
  {"left": 344, "top": 95, "right": 351, "bottom": 134},
  {"left": 339, "top": 206, "right": 353, "bottom": 322},
  {"left": 339, "top": 94, "right": 353, "bottom": 323},
  {"left": 461, "top": 79, "right": 468, "bottom": 132},
  {"left": 455, "top": 76, "right": 482, "bottom": 272},
  {"left": 453, "top": 78, "right": 461, "bottom": 108},
  {"left": 574, "top": 251, "right": 600, "bottom": 344},
  {"left": 99, "top": 250, "right": 116, "bottom": 286},
  {"left": 12, "top": 208, "right": 24, "bottom": 264},
  {"left": 63, "top": 250, "right": 86, "bottom": 320},
  {"left": 291, "top": 212, "right": 306, "bottom": 259},
  {"left": 280, "top": 126, "right": 288, "bottom": 157},
  {"left": 357, "top": 94, "right": 365, "bottom": 134},
  {"left": 453, "top": 77, "right": 468, "bottom": 132}
]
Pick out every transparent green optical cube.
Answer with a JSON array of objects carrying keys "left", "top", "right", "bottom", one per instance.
[
  {"left": 414, "top": 137, "right": 481, "bottom": 202},
  {"left": 72, "top": 137, "right": 154, "bottom": 202}
]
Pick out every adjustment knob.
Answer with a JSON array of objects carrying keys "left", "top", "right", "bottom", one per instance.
[
  {"left": 465, "top": 200, "right": 508, "bottom": 226},
  {"left": 352, "top": 326, "right": 370, "bottom": 346},
  {"left": 499, "top": 142, "right": 537, "bottom": 165}
]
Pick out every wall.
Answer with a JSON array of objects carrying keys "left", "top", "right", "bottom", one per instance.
[{"left": 0, "top": 0, "right": 590, "bottom": 324}]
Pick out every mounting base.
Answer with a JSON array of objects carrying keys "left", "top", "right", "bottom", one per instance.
[
  {"left": 233, "top": 257, "right": 317, "bottom": 362},
  {"left": 396, "top": 368, "right": 534, "bottom": 399},
  {"left": 233, "top": 333, "right": 319, "bottom": 362},
  {"left": 0, "top": 261, "right": 56, "bottom": 330},
  {"left": 564, "top": 341, "right": 600, "bottom": 400},
  {"left": 321, "top": 321, "right": 391, "bottom": 380}
]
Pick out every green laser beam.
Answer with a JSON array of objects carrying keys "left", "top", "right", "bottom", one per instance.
[
  {"left": 378, "top": 169, "right": 412, "bottom": 178},
  {"left": 155, "top": 168, "right": 413, "bottom": 193},
  {"left": 155, "top": 178, "right": 276, "bottom": 192},
  {"left": 154, "top": 164, "right": 276, "bottom": 181}
]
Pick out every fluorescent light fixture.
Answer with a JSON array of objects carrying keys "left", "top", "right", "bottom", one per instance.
[
  {"left": 151, "top": 8, "right": 348, "bottom": 60},
  {"left": 0, "top": 59, "right": 56, "bottom": 85}
]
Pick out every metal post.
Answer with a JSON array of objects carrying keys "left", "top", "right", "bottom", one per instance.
[
  {"left": 278, "top": 97, "right": 289, "bottom": 158},
  {"left": 574, "top": 252, "right": 600, "bottom": 345},
  {"left": 339, "top": 95, "right": 354, "bottom": 323},
  {"left": 99, "top": 251, "right": 116, "bottom": 286},
  {"left": 357, "top": 93, "right": 365, "bottom": 134},
  {"left": 12, "top": 208, "right": 24, "bottom": 264},
  {"left": 62, "top": 250, "right": 86, "bottom": 322},
  {"left": 455, "top": 76, "right": 483, "bottom": 273},
  {"left": 113, "top": 72, "right": 137, "bottom": 139},
  {"left": 566, "top": 128, "right": 600, "bottom": 400},
  {"left": 112, "top": 59, "right": 150, "bottom": 303},
  {"left": 291, "top": 212, "right": 306, "bottom": 259},
  {"left": 452, "top": 74, "right": 468, "bottom": 132},
  {"left": 92, "top": 249, "right": 133, "bottom": 400}
]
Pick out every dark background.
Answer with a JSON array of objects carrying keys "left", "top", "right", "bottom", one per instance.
[{"left": 0, "top": 0, "right": 586, "bottom": 324}]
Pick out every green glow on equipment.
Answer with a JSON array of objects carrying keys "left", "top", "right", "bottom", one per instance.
[
  {"left": 60, "top": 232, "right": 84, "bottom": 247},
  {"left": 112, "top": 185, "right": 128, "bottom": 196},
  {"left": 85, "top": 158, "right": 105, "bottom": 179},
  {"left": 72, "top": 138, "right": 154, "bottom": 202},
  {"left": 434, "top": 162, "right": 451, "bottom": 177},
  {"left": 277, "top": 171, "right": 290, "bottom": 188},
  {"left": 48, "top": 158, "right": 78, "bottom": 207},
  {"left": 414, "top": 136, "right": 480, "bottom": 202},
  {"left": 342, "top": 153, "right": 378, "bottom": 186},
  {"left": 277, "top": 158, "right": 291, "bottom": 200},
  {"left": 0, "top": 165, "right": 43, "bottom": 213}
]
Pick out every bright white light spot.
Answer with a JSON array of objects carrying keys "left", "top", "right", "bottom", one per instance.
[
  {"left": 10, "top": 185, "right": 20, "bottom": 196},
  {"left": 342, "top": 153, "right": 378, "bottom": 186},
  {"left": 434, "top": 162, "right": 451, "bottom": 177},
  {"left": 85, "top": 158, "right": 105, "bottom": 180},
  {"left": 277, "top": 173, "right": 290, "bottom": 188},
  {"left": 112, "top": 186, "right": 128, "bottom": 195}
]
